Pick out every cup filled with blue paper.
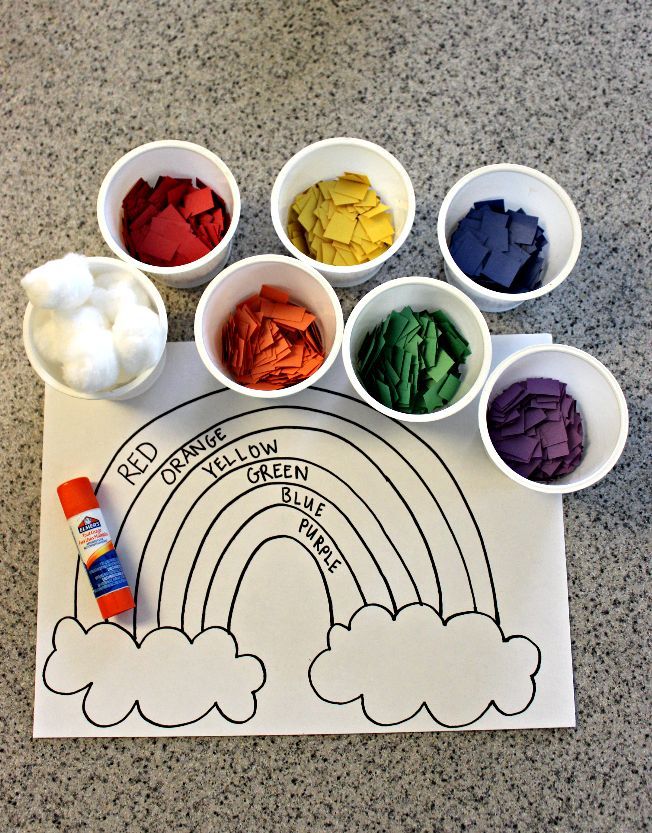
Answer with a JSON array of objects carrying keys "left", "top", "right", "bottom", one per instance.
[
  {"left": 343, "top": 277, "right": 492, "bottom": 423},
  {"left": 478, "top": 344, "right": 628, "bottom": 493},
  {"left": 437, "top": 164, "right": 582, "bottom": 313}
]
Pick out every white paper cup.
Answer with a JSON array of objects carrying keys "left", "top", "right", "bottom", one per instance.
[
  {"left": 194, "top": 254, "right": 344, "bottom": 398},
  {"left": 23, "top": 257, "right": 168, "bottom": 401},
  {"left": 97, "top": 140, "right": 241, "bottom": 288},
  {"left": 271, "top": 137, "right": 416, "bottom": 288},
  {"left": 343, "top": 277, "right": 492, "bottom": 423},
  {"left": 478, "top": 344, "right": 628, "bottom": 493},
  {"left": 438, "top": 164, "right": 582, "bottom": 312}
]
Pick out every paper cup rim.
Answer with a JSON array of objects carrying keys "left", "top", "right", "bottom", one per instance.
[
  {"left": 97, "top": 140, "right": 241, "bottom": 277},
  {"left": 437, "top": 163, "right": 582, "bottom": 302},
  {"left": 23, "top": 256, "right": 168, "bottom": 400},
  {"left": 342, "top": 276, "right": 493, "bottom": 423},
  {"left": 194, "top": 253, "right": 344, "bottom": 399},
  {"left": 270, "top": 137, "right": 416, "bottom": 277},
  {"left": 478, "top": 343, "right": 629, "bottom": 493}
]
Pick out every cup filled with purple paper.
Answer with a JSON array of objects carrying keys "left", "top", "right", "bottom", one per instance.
[
  {"left": 438, "top": 164, "right": 581, "bottom": 313},
  {"left": 478, "top": 344, "right": 628, "bottom": 494}
]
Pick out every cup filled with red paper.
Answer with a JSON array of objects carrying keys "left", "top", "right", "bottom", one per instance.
[
  {"left": 478, "top": 344, "right": 628, "bottom": 493},
  {"left": 343, "top": 277, "right": 492, "bottom": 423},
  {"left": 98, "top": 140, "right": 240, "bottom": 288},
  {"left": 437, "top": 164, "right": 582, "bottom": 313},
  {"left": 194, "top": 254, "right": 344, "bottom": 398},
  {"left": 271, "top": 138, "right": 415, "bottom": 289}
]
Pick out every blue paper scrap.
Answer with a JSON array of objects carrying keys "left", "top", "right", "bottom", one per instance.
[{"left": 448, "top": 200, "right": 547, "bottom": 293}]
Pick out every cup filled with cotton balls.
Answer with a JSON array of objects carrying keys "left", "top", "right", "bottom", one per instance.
[{"left": 22, "top": 254, "right": 167, "bottom": 400}]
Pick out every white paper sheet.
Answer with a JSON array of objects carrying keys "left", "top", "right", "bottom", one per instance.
[{"left": 34, "top": 336, "right": 575, "bottom": 737}]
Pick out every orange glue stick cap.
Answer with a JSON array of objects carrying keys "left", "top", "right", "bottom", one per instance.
[
  {"left": 57, "top": 477, "right": 99, "bottom": 519},
  {"left": 97, "top": 587, "right": 135, "bottom": 618}
]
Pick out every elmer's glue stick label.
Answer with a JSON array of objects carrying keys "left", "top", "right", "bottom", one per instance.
[{"left": 57, "top": 477, "right": 135, "bottom": 619}]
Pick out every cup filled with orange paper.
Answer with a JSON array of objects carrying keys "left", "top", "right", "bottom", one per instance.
[{"left": 194, "top": 254, "right": 344, "bottom": 398}]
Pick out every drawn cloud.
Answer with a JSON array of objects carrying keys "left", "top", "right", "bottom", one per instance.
[
  {"left": 309, "top": 604, "right": 540, "bottom": 727},
  {"left": 44, "top": 618, "right": 266, "bottom": 727}
]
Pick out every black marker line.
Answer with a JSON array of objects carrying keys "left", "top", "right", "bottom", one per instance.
[
  {"left": 95, "top": 388, "right": 229, "bottom": 492},
  {"left": 130, "top": 422, "right": 433, "bottom": 634},
  {"left": 224, "top": 534, "right": 338, "bottom": 633},
  {"left": 308, "top": 603, "right": 541, "bottom": 728},
  {"left": 177, "top": 500, "right": 362, "bottom": 631},
  {"left": 74, "top": 387, "right": 227, "bottom": 620},
  {"left": 98, "top": 399, "right": 445, "bottom": 608},
  {"left": 166, "top": 476, "right": 401, "bottom": 631},
  {"left": 42, "top": 616, "right": 267, "bottom": 729},
  {"left": 110, "top": 405, "right": 433, "bottom": 584},
  {"left": 96, "top": 386, "right": 487, "bottom": 620},
  {"left": 160, "top": 465, "right": 409, "bottom": 629},
  {"left": 313, "top": 386, "right": 496, "bottom": 625},
  {"left": 91, "top": 390, "right": 488, "bottom": 624}
]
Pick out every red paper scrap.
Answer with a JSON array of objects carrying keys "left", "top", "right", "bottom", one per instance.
[
  {"left": 121, "top": 175, "right": 230, "bottom": 266},
  {"left": 183, "top": 187, "right": 214, "bottom": 217},
  {"left": 221, "top": 286, "right": 326, "bottom": 391},
  {"left": 140, "top": 229, "right": 179, "bottom": 262}
]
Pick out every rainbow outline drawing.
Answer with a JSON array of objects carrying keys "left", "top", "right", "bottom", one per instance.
[{"left": 43, "top": 384, "right": 542, "bottom": 732}]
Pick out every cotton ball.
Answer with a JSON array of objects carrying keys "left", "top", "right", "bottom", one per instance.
[
  {"left": 62, "top": 329, "right": 119, "bottom": 393},
  {"left": 91, "top": 271, "right": 150, "bottom": 321},
  {"left": 53, "top": 305, "right": 109, "bottom": 365},
  {"left": 113, "top": 305, "right": 165, "bottom": 377},
  {"left": 96, "top": 270, "right": 150, "bottom": 306},
  {"left": 21, "top": 253, "right": 93, "bottom": 310},
  {"left": 33, "top": 312, "right": 64, "bottom": 364},
  {"left": 56, "top": 304, "right": 109, "bottom": 332},
  {"left": 115, "top": 365, "right": 134, "bottom": 387},
  {"left": 130, "top": 281, "right": 150, "bottom": 308},
  {"left": 94, "top": 271, "right": 126, "bottom": 291},
  {"left": 90, "top": 283, "right": 137, "bottom": 322},
  {"left": 34, "top": 306, "right": 108, "bottom": 365}
]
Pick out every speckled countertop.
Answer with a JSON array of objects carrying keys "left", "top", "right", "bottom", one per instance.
[{"left": 1, "top": 1, "right": 650, "bottom": 830}]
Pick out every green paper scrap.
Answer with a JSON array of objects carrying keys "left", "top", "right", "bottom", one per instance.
[{"left": 355, "top": 306, "right": 472, "bottom": 414}]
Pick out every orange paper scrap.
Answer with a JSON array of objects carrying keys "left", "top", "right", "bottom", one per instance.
[{"left": 222, "top": 285, "right": 326, "bottom": 390}]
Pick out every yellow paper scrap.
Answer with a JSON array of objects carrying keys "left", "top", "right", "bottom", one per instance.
[
  {"left": 330, "top": 178, "right": 369, "bottom": 201},
  {"left": 362, "top": 202, "right": 390, "bottom": 219},
  {"left": 358, "top": 211, "right": 394, "bottom": 244},
  {"left": 297, "top": 190, "right": 318, "bottom": 232},
  {"left": 318, "top": 180, "right": 336, "bottom": 200},
  {"left": 321, "top": 242, "right": 336, "bottom": 264},
  {"left": 323, "top": 211, "right": 356, "bottom": 245},
  {"left": 287, "top": 172, "right": 394, "bottom": 265},
  {"left": 331, "top": 191, "right": 359, "bottom": 206},
  {"left": 343, "top": 172, "right": 371, "bottom": 186}
]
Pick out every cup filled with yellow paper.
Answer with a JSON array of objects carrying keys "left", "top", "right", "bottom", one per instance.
[{"left": 271, "top": 138, "right": 415, "bottom": 288}]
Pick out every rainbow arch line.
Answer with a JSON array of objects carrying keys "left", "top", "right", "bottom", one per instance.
[
  {"left": 127, "top": 420, "right": 435, "bottom": 637},
  {"left": 167, "top": 476, "right": 402, "bottom": 630},
  {"left": 151, "top": 446, "right": 430, "bottom": 625},
  {"left": 115, "top": 419, "right": 437, "bottom": 619},
  {"left": 203, "top": 506, "right": 360, "bottom": 630},
  {"left": 85, "top": 387, "right": 498, "bottom": 632},
  {"left": 122, "top": 420, "right": 469, "bottom": 635},
  {"left": 226, "top": 535, "right": 339, "bottom": 631}
]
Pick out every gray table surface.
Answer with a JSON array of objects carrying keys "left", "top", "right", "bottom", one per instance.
[{"left": 1, "top": 1, "right": 650, "bottom": 831}]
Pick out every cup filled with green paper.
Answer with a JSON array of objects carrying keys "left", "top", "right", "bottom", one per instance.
[{"left": 343, "top": 277, "right": 492, "bottom": 423}]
